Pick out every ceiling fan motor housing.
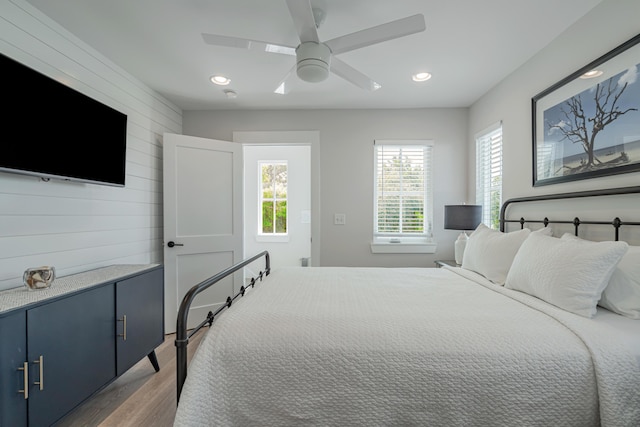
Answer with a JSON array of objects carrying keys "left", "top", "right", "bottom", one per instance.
[{"left": 296, "top": 42, "right": 331, "bottom": 82}]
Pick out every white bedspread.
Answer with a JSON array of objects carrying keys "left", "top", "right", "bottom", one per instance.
[{"left": 174, "top": 266, "right": 640, "bottom": 427}]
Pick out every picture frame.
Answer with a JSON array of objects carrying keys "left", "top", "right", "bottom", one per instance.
[{"left": 532, "top": 33, "right": 640, "bottom": 187}]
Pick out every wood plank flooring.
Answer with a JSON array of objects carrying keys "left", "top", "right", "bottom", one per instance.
[{"left": 56, "top": 329, "right": 206, "bottom": 427}]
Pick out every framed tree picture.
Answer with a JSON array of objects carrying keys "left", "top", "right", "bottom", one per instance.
[{"left": 532, "top": 33, "right": 640, "bottom": 187}]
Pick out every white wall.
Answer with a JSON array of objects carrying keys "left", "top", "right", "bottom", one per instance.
[
  {"left": 469, "top": 0, "right": 640, "bottom": 203},
  {"left": 0, "top": 1, "right": 181, "bottom": 291},
  {"left": 183, "top": 108, "right": 468, "bottom": 267}
]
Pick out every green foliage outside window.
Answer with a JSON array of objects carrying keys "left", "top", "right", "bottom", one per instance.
[
  {"left": 377, "top": 153, "right": 425, "bottom": 234},
  {"left": 261, "top": 163, "right": 287, "bottom": 234},
  {"left": 490, "top": 189, "right": 501, "bottom": 230}
]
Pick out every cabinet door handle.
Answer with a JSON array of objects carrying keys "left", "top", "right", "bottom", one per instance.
[
  {"left": 17, "top": 361, "right": 29, "bottom": 399},
  {"left": 118, "top": 315, "right": 127, "bottom": 341},
  {"left": 33, "top": 355, "right": 44, "bottom": 390}
]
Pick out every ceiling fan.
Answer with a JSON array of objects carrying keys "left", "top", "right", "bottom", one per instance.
[{"left": 201, "top": 0, "right": 426, "bottom": 94}]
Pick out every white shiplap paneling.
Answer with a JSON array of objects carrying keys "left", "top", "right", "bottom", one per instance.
[{"left": 0, "top": 0, "right": 180, "bottom": 290}]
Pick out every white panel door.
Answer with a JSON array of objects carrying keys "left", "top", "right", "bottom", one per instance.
[
  {"left": 243, "top": 145, "right": 311, "bottom": 269},
  {"left": 163, "top": 133, "right": 243, "bottom": 333}
]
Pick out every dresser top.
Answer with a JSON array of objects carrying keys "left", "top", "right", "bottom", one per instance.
[{"left": 0, "top": 264, "right": 160, "bottom": 315}]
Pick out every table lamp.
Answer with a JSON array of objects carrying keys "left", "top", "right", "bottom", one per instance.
[{"left": 444, "top": 204, "right": 482, "bottom": 265}]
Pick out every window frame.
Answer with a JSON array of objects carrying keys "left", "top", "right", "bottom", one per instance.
[
  {"left": 257, "top": 160, "right": 289, "bottom": 242},
  {"left": 371, "top": 139, "right": 436, "bottom": 254}
]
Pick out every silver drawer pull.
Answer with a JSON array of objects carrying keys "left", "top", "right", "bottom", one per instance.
[
  {"left": 33, "top": 355, "right": 44, "bottom": 391},
  {"left": 17, "top": 361, "right": 28, "bottom": 399},
  {"left": 118, "top": 315, "right": 127, "bottom": 341}
]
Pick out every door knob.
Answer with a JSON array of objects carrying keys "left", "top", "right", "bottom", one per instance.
[{"left": 167, "top": 241, "right": 184, "bottom": 248}]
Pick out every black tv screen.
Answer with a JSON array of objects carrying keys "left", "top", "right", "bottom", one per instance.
[{"left": 0, "top": 53, "right": 128, "bottom": 187}]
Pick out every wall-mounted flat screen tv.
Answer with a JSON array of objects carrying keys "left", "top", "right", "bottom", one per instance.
[{"left": 0, "top": 53, "right": 128, "bottom": 187}]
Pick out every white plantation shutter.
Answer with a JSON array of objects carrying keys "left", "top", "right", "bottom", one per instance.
[
  {"left": 475, "top": 123, "right": 503, "bottom": 229},
  {"left": 374, "top": 140, "right": 433, "bottom": 240}
]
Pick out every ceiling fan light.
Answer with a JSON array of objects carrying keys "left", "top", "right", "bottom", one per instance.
[
  {"left": 296, "top": 42, "right": 331, "bottom": 83},
  {"left": 297, "top": 60, "right": 330, "bottom": 82}
]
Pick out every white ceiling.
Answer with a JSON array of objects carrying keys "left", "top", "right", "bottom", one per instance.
[{"left": 25, "top": 0, "right": 602, "bottom": 111}]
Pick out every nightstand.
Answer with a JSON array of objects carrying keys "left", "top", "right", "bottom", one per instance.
[{"left": 434, "top": 259, "right": 459, "bottom": 268}]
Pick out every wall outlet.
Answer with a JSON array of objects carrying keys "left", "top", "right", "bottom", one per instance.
[{"left": 334, "top": 213, "right": 346, "bottom": 225}]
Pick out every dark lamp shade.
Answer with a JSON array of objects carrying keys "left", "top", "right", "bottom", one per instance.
[{"left": 444, "top": 205, "right": 482, "bottom": 231}]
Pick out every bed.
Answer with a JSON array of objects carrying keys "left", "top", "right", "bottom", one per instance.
[{"left": 173, "top": 187, "right": 640, "bottom": 427}]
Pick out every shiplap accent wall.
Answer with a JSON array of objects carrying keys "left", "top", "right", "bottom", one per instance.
[{"left": 0, "top": 0, "right": 181, "bottom": 291}]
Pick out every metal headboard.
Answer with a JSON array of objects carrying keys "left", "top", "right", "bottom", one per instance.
[{"left": 499, "top": 186, "right": 640, "bottom": 240}]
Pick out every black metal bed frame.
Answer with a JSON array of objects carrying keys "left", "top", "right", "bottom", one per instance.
[
  {"left": 174, "top": 186, "right": 640, "bottom": 403},
  {"left": 500, "top": 186, "right": 640, "bottom": 240},
  {"left": 175, "top": 250, "right": 270, "bottom": 402}
]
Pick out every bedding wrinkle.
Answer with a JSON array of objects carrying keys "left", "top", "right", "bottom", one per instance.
[
  {"left": 174, "top": 267, "right": 637, "bottom": 427},
  {"left": 449, "top": 265, "right": 640, "bottom": 427}
]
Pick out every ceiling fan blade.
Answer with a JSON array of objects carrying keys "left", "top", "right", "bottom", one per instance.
[
  {"left": 202, "top": 33, "right": 296, "bottom": 56},
  {"left": 285, "top": 0, "right": 319, "bottom": 43},
  {"left": 274, "top": 65, "right": 299, "bottom": 95},
  {"left": 325, "top": 14, "right": 425, "bottom": 55},
  {"left": 330, "top": 57, "right": 381, "bottom": 91}
]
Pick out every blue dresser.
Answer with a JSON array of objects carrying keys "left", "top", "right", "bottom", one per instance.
[{"left": 0, "top": 264, "right": 164, "bottom": 427}]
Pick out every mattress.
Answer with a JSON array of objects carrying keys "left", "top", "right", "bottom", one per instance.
[{"left": 174, "top": 266, "right": 640, "bottom": 427}]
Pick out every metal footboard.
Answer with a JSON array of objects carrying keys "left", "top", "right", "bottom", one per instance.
[{"left": 175, "top": 251, "right": 270, "bottom": 402}]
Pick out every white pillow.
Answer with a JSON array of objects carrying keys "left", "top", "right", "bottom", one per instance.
[
  {"left": 461, "top": 224, "right": 531, "bottom": 285},
  {"left": 561, "top": 235, "right": 640, "bottom": 319},
  {"left": 600, "top": 246, "right": 640, "bottom": 319},
  {"left": 505, "top": 232, "right": 628, "bottom": 318},
  {"left": 531, "top": 226, "right": 553, "bottom": 236}
]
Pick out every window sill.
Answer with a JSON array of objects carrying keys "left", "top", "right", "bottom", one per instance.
[{"left": 370, "top": 241, "right": 437, "bottom": 254}]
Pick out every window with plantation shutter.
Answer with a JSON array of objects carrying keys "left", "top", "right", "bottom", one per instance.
[
  {"left": 475, "top": 123, "right": 503, "bottom": 229},
  {"left": 371, "top": 140, "right": 436, "bottom": 253}
]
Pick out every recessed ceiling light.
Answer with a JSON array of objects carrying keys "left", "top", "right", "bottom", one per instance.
[
  {"left": 210, "top": 75, "right": 231, "bottom": 85},
  {"left": 412, "top": 72, "right": 432, "bottom": 82},
  {"left": 580, "top": 69, "right": 603, "bottom": 79}
]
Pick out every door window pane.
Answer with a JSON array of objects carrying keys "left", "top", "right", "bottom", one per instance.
[{"left": 260, "top": 162, "right": 288, "bottom": 235}]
